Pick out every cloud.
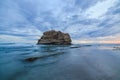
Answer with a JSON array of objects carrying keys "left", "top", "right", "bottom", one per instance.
[
  {"left": 73, "top": 33, "right": 120, "bottom": 44},
  {"left": 0, "top": 34, "right": 36, "bottom": 43},
  {"left": 85, "top": 0, "right": 118, "bottom": 18},
  {"left": 0, "top": 0, "right": 120, "bottom": 43}
]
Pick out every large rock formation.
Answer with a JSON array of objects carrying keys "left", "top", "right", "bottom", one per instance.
[{"left": 37, "top": 30, "right": 72, "bottom": 45}]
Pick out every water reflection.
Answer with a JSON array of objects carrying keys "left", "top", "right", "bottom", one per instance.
[{"left": 0, "top": 43, "right": 120, "bottom": 80}]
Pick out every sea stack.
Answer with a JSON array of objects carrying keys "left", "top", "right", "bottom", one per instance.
[{"left": 37, "top": 30, "right": 72, "bottom": 45}]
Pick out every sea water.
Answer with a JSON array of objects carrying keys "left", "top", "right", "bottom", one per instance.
[{"left": 0, "top": 43, "right": 120, "bottom": 80}]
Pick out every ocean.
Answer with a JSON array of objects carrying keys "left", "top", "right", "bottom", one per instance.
[{"left": 0, "top": 43, "right": 120, "bottom": 80}]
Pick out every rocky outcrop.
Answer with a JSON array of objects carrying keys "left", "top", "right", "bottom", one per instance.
[{"left": 37, "top": 30, "right": 72, "bottom": 45}]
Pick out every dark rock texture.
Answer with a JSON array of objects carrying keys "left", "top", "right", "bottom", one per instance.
[{"left": 37, "top": 30, "right": 72, "bottom": 45}]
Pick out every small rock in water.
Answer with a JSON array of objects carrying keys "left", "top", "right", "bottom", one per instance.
[
  {"left": 24, "top": 52, "right": 65, "bottom": 62},
  {"left": 25, "top": 57, "right": 38, "bottom": 62},
  {"left": 37, "top": 30, "right": 72, "bottom": 45},
  {"left": 113, "top": 46, "right": 120, "bottom": 50},
  {"left": 70, "top": 46, "right": 80, "bottom": 48}
]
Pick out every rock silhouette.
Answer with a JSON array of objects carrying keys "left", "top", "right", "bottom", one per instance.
[{"left": 37, "top": 30, "right": 71, "bottom": 45}]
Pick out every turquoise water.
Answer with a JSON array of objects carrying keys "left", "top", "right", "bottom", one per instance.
[{"left": 0, "top": 43, "right": 120, "bottom": 80}]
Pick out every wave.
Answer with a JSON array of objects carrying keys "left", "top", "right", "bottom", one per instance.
[{"left": 0, "top": 43, "right": 16, "bottom": 45}]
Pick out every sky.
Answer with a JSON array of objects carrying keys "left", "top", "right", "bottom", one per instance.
[{"left": 0, "top": 0, "right": 120, "bottom": 43}]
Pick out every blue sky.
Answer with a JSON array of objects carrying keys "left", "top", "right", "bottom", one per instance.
[{"left": 0, "top": 0, "right": 120, "bottom": 43}]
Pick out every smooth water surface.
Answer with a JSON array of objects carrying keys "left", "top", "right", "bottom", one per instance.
[{"left": 0, "top": 43, "right": 120, "bottom": 80}]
